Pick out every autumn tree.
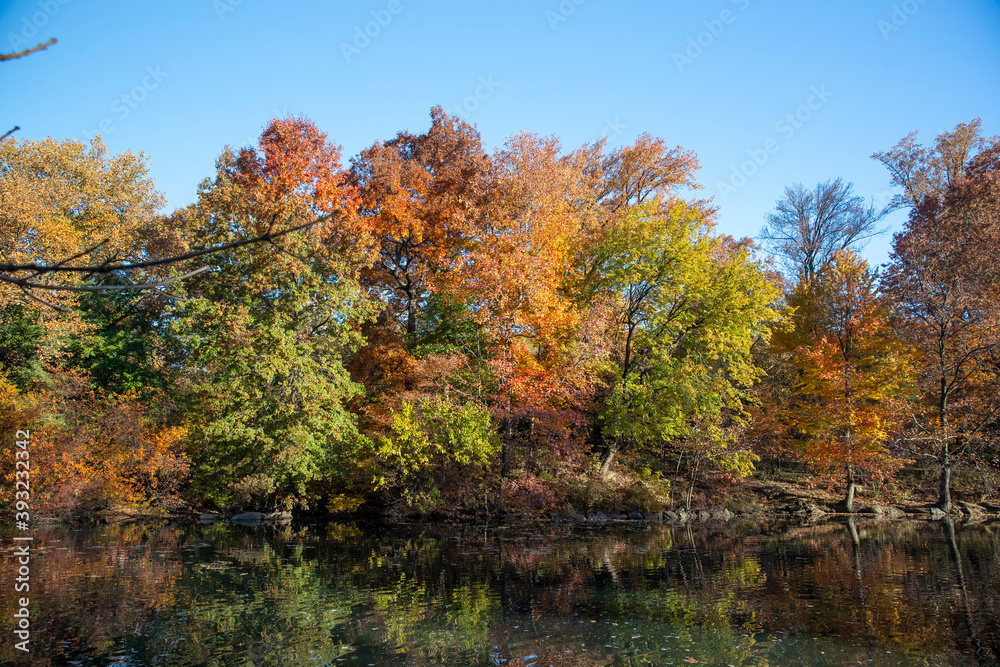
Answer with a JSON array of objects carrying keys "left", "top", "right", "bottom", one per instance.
[
  {"left": 351, "top": 106, "right": 489, "bottom": 334},
  {"left": 872, "top": 118, "right": 990, "bottom": 211},
  {"left": 1, "top": 133, "right": 344, "bottom": 297},
  {"left": 449, "top": 132, "right": 596, "bottom": 497},
  {"left": 168, "top": 116, "right": 373, "bottom": 509},
  {"left": 759, "top": 178, "right": 888, "bottom": 281},
  {"left": 586, "top": 201, "right": 784, "bottom": 481},
  {"left": 595, "top": 132, "right": 701, "bottom": 214},
  {"left": 881, "top": 142, "right": 1000, "bottom": 512},
  {"left": 0, "top": 370, "right": 189, "bottom": 515},
  {"left": 0, "top": 136, "right": 164, "bottom": 309},
  {"left": 792, "top": 250, "right": 914, "bottom": 512},
  {"left": 752, "top": 177, "right": 890, "bottom": 466},
  {"left": 372, "top": 396, "right": 499, "bottom": 511},
  {"left": 570, "top": 133, "right": 703, "bottom": 296}
]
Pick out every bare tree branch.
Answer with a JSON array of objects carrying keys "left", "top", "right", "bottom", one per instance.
[
  {"left": 0, "top": 37, "right": 56, "bottom": 62},
  {"left": 18, "top": 285, "right": 69, "bottom": 312},
  {"left": 759, "top": 178, "right": 889, "bottom": 281},
  {"left": 0, "top": 266, "right": 211, "bottom": 292},
  {"left": 1, "top": 126, "right": 19, "bottom": 141},
  {"left": 29, "top": 238, "right": 111, "bottom": 279},
  {"left": 0, "top": 211, "right": 336, "bottom": 279}
]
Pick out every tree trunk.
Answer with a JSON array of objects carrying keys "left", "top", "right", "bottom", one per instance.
[
  {"left": 406, "top": 298, "right": 417, "bottom": 335},
  {"left": 937, "top": 463, "right": 952, "bottom": 513},
  {"left": 599, "top": 438, "right": 619, "bottom": 482},
  {"left": 498, "top": 418, "right": 512, "bottom": 511},
  {"left": 936, "top": 374, "right": 952, "bottom": 513},
  {"left": 838, "top": 466, "right": 858, "bottom": 513},
  {"left": 686, "top": 458, "right": 699, "bottom": 512},
  {"left": 844, "top": 479, "right": 857, "bottom": 513}
]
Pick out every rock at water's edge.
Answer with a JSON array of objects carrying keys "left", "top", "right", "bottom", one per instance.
[{"left": 958, "top": 501, "right": 987, "bottom": 516}]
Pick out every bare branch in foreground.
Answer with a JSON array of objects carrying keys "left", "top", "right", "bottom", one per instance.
[
  {"left": 0, "top": 212, "right": 336, "bottom": 278},
  {"left": 0, "top": 37, "right": 57, "bottom": 62},
  {"left": 0, "top": 266, "right": 210, "bottom": 292}
]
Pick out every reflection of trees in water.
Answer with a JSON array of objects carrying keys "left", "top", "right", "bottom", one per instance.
[
  {"left": 942, "top": 519, "right": 997, "bottom": 665},
  {"left": 4, "top": 520, "right": 999, "bottom": 665},
  {"left": 756, "top": 519, "right": 1000, "bottom": 664},
  {"left": 0, "top": 522, "right": 184, "bottom": 665}
]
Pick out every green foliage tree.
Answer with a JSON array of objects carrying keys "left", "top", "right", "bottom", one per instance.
[
  {"left": 168, "top": 117, "right": 374, "bottom": 510},
  {"left": 588, "top": 201, "right": 785, "bottom": 480}
]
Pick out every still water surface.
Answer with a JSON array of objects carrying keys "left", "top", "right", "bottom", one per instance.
[{"left": 2, "top": 518, "right": 998, "bottom": 665}]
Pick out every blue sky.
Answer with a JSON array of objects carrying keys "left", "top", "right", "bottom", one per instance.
[{"left": 3, "top": 0, "right": 998, "bottom": 267}]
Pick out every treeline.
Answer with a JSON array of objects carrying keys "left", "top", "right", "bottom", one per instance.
[{"left": 1, "top": 110, "right": 997, "bottom": 516}]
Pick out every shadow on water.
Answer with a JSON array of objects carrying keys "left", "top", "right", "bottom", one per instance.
[{"left": 2, "top": 517, "right": 999, "bottom": 665}]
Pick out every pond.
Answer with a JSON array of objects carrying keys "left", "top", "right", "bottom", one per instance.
[{"left": 2, "top": 517, "right": 998, "bottom": 665}]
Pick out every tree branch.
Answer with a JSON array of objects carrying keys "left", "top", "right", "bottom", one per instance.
[
  {"left": 0, "top": 37, "right": 57, "bottom": 62},
  {"left": 0, "top": 266, "right": 210, "bottom": 292},
  {"left": 0, "top": 211, "right": 337, "bottom": 277}
]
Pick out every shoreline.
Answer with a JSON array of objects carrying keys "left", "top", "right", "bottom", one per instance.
[{"left": 24, "top": 496, "right": 1000, "bottom": 528}]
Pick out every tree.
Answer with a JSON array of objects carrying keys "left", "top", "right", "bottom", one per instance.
[
  {"left": 596, "top": 132, "right": 701, "bottom": 214},
  {"left": 760, "top": 179, "right": 887, "bottom": 281},
  {"left": 872, "top": 118, "right": 989, "bottom": 211},
  {"left": 792, "top": 250, "right": 914, "bottom": 512},
  {"left": 881, "top": 143, "right": 1000, "bottom": 512},
  {"left": 0, "top": 370, "right": 189, "bottom": 515},
  {"left": 351, "top": 106, "right": 489, "bottom": 334},
  {"left": 0, "top": 135, "right": 343, "bottom": 297},
  {"left": 458, "top": 132, "right": 597, "bottom": 495},
  {"left": 0, "top": 136, "right": 165, "bottom": 309},
  {"left": 168, "top": 116, "right": 373, "bottom": 509},
  {"left": 373, "top": 396, "right": 499, "bottom": 510},
  {"left": 589, "top": 201, "right": 784, "bottom": 480}
]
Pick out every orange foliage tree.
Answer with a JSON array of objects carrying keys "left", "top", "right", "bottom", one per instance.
[
  {"left": 793, "top": 251, "right": 914, "bottom": 511},
  {"left": 351, "top": 106, "right": 488, "bottom": 334}
]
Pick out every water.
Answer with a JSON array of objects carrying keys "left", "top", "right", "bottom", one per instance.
[{"left": 2, "top": 518, "right": 998, "bottom": 665}]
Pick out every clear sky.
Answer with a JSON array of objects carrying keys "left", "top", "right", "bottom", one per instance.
[{"left": 3, "top": 0, "right": 998, "bottom": 267}]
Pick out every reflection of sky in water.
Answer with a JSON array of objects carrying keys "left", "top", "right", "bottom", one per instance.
[{"left": 1, "top": 519, "right": 996, "bottom": 665}]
